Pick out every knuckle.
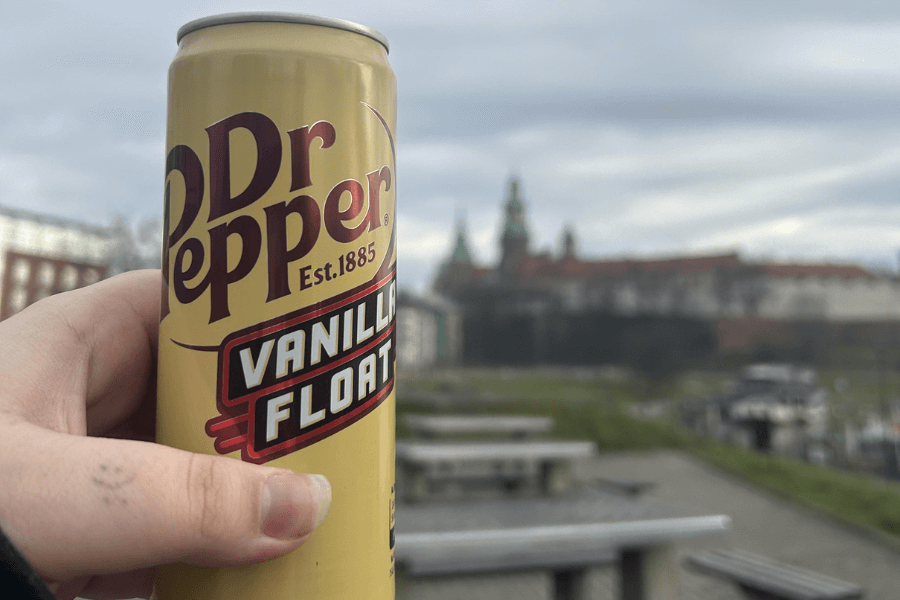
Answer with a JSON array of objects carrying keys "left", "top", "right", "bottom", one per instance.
[{"left": 185, "top": 454, "right": 232, "bottom": 541}]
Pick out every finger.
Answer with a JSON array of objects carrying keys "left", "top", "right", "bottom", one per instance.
[
  {"left": 0, "top": 425, "right": 332, "bottom": 582},
  {"left": 0, "top": 270, "right": 161, "bottom": 435}
]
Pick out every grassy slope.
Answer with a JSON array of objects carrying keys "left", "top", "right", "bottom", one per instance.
[{"left": 690, "top": 442, "right": 900, "bottom": 542}]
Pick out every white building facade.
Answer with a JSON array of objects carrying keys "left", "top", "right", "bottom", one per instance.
[
  {"left": 396, "top": 292, "right": 463, "bottom": 372},
  {"left": 756, "top": 270, "right": 900, "bottom": 321},
  {"left": 0, "top": 206, "right": 111, "bottom": 319}
]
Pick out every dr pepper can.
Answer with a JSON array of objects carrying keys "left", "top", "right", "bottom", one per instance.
[{"left": 155, "top": 12, "right": 396, "bottom": 600}]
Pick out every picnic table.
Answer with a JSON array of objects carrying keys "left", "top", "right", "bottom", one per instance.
[
  {"left": 395, "top": 439, "right": 597, "bottom": 502},
  {"left": 686, "top": 549, "right": 864, "bottom": 600},
  {"left": 395, "top": 486, "right": 730, "bottom": 600},
  {"left": 402, "top": 414, "right": 554, "bottom": 439}
]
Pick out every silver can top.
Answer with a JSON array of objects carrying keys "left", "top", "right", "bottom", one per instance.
[{"left": 177, "top": 12, "right": 389, "bottom": 53}]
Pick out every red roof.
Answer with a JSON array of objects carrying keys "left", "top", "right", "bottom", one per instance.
[
  {"left": 518, "top": 254, "right": 875, "bottom": 280},
  {"left": 519, "top": 253, "right": 742, "bottom": 278},
  {"left": 759, "top": 263, "right": 872, "bottom": 280}
]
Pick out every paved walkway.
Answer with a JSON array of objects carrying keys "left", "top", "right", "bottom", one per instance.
[{"left": 577, "top": 450, "right": 900, "bottom": 600}]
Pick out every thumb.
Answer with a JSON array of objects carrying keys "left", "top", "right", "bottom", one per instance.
[{"left": 0, "top": 424, "right": 332, "bottom": 582}]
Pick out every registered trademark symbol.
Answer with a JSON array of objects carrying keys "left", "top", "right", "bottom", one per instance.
[{"left": 384, "top": 214, "right": 389, "bottom": 226}]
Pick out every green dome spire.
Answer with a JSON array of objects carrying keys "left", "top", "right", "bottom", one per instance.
[
  {"left": 503, "top": 177, "right": 528, "bottom": 239},
  {"left": 451, "top": 220, "right": 472, "bottom": 263}
]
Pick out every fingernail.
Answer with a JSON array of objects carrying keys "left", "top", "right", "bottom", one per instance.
[
  {"left": 308, "top": 474, "right": 332, "bottom": 530},
  {"left": 261, "top": 473, "right": 332, "bottom": 540}
]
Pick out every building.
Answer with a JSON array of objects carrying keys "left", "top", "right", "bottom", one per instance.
[
  {"left": 433, "top": 176, "right": 900, "bottom": 361},
  {"left": 396, "top": 290, "right": 462, "bottom": 371},
  {"left": 0, "top": 206, "right": 112, "bottom": 319}
]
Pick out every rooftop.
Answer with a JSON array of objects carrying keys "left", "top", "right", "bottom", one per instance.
[
  {"left": 0, "top": 204, "right": 109, "bottom": 237},
  {"left": 518, "top": 253, "right": 744, "bottom": 278}
]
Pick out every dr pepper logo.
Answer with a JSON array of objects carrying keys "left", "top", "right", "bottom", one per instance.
[{"left": 162, "top": 103, "right": 396, "bottom": 463}]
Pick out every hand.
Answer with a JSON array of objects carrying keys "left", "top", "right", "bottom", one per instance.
[{"left": 0, "top": 270, "right": 331, "bottom": 600}]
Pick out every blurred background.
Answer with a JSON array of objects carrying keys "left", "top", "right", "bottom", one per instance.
[{"left": 3, "top": 1, "right": 900, "bottom": 599}]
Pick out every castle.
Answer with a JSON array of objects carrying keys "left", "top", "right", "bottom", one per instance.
[{"left": 432, "top": 177, "right": 900, "bottom": 364}]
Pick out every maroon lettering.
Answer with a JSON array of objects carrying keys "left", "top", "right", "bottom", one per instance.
[
  {"left": 366, "top": 166, "right": 391, "bottom": 232},
  {"left": 288, "top": 121, "right": 336, "bottom": 192},
  {"left": 166, "top": 144, "right": 205, "bottom": 248},
  {"left": 163, "top": 145, "right": 206, "bottom": 320},
  {"left": 299, "top": 265, "right": 313, "bottom": 290},
  {"left": 207, "top": 112, "right": 282, "bottom": 222},
  {"left": 324, "top": 179, "right": 368, "bottom": 244},
  {"left": 207, "top": 215, "right": 262, "bottom": 323},
  {"left": 265, "top": 195, "right": 322, "bottom": 302},
  {"left": 173, "top": 237, "right": 208, "bottom": 304},
  {"left": 164, "top": 108, "right": 393, "bottom": 325}
]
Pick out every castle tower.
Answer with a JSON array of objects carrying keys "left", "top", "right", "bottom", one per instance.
[
  {"left": 450, "top": 217, "right": 473, "bottom": 265},
  {"left": 433, "top": 217, "right": 475, "bottom": 296},
  {"left": 499, "top": 177, "right": 530, "bottom": 277},
  {"left": 561, "top": 223, "right": 577, "bottom": 259}
]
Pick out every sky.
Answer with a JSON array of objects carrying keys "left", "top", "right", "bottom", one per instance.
[{"left": 4, "top": 1, "right": 900, "bottom": 290}]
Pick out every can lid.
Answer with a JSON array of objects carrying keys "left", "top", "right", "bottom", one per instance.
[{"left": 177, "top": 12, "right": 389, "bottom": 52}]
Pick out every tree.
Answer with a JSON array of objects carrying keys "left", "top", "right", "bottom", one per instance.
[{"left": 105, "top": 216, "right": 162, "bottom": 275}]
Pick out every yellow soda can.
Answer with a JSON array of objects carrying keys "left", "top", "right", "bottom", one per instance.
[{"left": 155, "top": 12, "right": 396, "bottom": 600}]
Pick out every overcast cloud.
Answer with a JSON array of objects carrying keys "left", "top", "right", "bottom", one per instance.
[{"left": 3, "top": 1, "right": 900, "bottom": 289}]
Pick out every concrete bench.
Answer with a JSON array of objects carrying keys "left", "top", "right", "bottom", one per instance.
[
  {"left": 686, "top": 549, "right": 864, "bottom": 600},
  {"left": 402, "top": 414, "right": 554, "bottom": 439},
  {"left": 396, "top": 515, "right": 731, "bottom": 600},
  {"left": 395, "top": 527, "right": 616, "bottom": 576},
  {"left": 395, "top": 440, "right": 596, "bottom": 502}
]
